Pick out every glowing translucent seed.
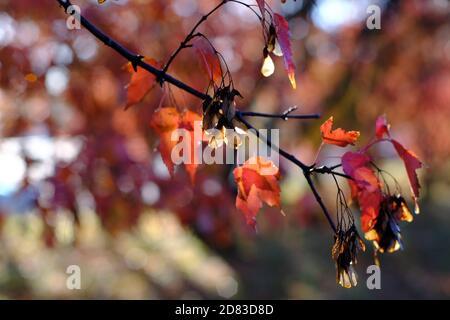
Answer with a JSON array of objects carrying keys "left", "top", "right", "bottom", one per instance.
[
  {"left": 261, "top": 55, "right": 275, "bottom": 77},
  {"left": 272, "top": 39, "right": 283, "bottom": 57}
]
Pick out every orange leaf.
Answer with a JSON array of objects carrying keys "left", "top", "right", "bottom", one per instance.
[
  {"left": 233, "top": 156, "right": 281, "bottom": 228},
  {"left": 179, "top": 110, "right": 202, "bottom": 183},
  {"left": 149, "top": 107, "right": 202, "bottom": 182},
  {"left": 149, "top": 107, "right": 180, "bottom": 177},
  {"left": 125, "top": 57, "right": 159, "bottom": 108},
  {"left": 320, "top": 116, "right": 360, "bottom": 147}
]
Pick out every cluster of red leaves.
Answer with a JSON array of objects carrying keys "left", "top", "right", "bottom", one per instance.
[
  {"left": 320, "top": 115, "right": 423, "bottom": 236},
  {"left": 120, "top": 4, "right": 297, "bottom": 229},
  {"left": 121, "top": 5, "right": 421, "bottom": 236}
]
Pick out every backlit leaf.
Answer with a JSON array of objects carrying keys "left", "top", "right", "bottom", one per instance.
[
  {"left": 391, "top": 139, "right": 423, "bottom": 213},
  {"left": 149, "top": 107, "right": 202, "bottom": 182},
  {"left": 125, "top": 57, "right": 159, "bottom": 108},
  {"left": 320, "top": 116, "right": 360, "bottom": 147},
  {"left": 273, "top": 13, "right": 296, "bottom": 89},
  {"left": 192, "top": 37, "right": 223, "bottom": 84},
  {"left": 233, "top": 156, "right": 281, "bottom": 228}
]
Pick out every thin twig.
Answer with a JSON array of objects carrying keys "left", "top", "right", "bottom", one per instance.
[
  {"left": 238, "top": 110, "right": 320, "bottom": 120},
  {"left": 311, "top": 165, "right": 352, "bottom": 180},
  {"left": 162, "top": 0, "right": 227, "bottom": 73},
  {"left": 56, "top": 0, "right": 210, "bottom": 101},
  {"left": 236, "top": 113, "right": 337, "bottom": 232}
]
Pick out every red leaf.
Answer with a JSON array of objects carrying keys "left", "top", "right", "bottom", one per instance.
[
  {"left": 372, "top": 115, "right": 423, "bottom": 212},
  {"left": 149, "top": 107, "right": 180, "bottom": 177},
  {"left": 149, "top": 107, "right": 202, "bottom": 182},
  {"left": 342, "top": 151, "right": 382, "bottom": 233},
  {"left": 125, "top": 57, "right": 159, "bottom": 108},
  {"left": 342, "top": 151, "right": 370, "bottom": 176},
  {"left": 320, "top": 116, "right": 360, "bottom": 147},
  {"left": 391, "top": 139, "right": 423, "bottom": 212},
  {"left": 192, "top": 37, "right": 222, "bottom": 84},
  {"left": 273, "top": 13, "right": 296, "bottom": 89},
  {"left": 375, "top": 114, "right": 390, "bottom": 139},
  {"left": 179, "top": 110, "right": 203, "bottom": 182},
  {"left": 233, "top": 156, "right": 281, "bottom": 228}
]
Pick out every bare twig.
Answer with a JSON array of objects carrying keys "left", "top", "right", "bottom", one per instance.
[
  {"left": 162, "top": 0, "right": 227, "bottom": 73},
  {"left": 311, "top": 165, "right": 352, "bottom": 180},
  {"left": 237, "top": 110, "right": 320, "bottom": 121}
]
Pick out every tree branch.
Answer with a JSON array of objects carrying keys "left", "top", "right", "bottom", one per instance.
[
  {"left": 238, "top": 111, "right": 320, "bottom": 120},
  {"left": 236, "top": 113, "right": 337, "bottom": 232},
  {"left": 56, "top": 0, "right": 210, "bottom": 101},
  {"left": 311, "top": 165, "right": 352, "bottom": 180},
  {"left": 55, "top": 0, "right": 337, "bottom": 233}
]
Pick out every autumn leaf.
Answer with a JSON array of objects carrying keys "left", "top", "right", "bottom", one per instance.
[
  {"left": 372, "top": 115, "right": 423, "bottom": 212},
  {"left": 149, "top": 107, "right": 180, "bottom": 177},
  {"left": 391, "top": 140, "right": 423, "bottom": 213},
  {"left": 125, "top": 57, "right": 159, "bottom": 109},
  {"left": 149, "top": 107, "right": 202, "bottom": 182},
  {"left": 342, "top": 151, "right": 382, "bottom": 233},
  {"left": 233, "top": 156, "right": 281, "bottom": 228},
  {"left": 192, "top": 37, "right": 223, "bottom": 84},
  {"left": 178, "top": 109, "right": 203, "bottom": 182},
  {"left": 320, "top": 116, "right": 360, "bottom": 147},
  {"left": 273, "top": 13, "right": 296, "bottom": 89}
]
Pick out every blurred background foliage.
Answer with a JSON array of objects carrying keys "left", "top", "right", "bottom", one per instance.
[{"left": 0, "top": 0, "right": 449, "bottom": 299}]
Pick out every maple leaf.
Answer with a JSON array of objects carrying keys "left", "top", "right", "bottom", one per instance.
[
  {"left": 178, "top": 109, "right": 203, "bottom": 182},
  {"left": 372, "top": 115, "right": 423, "bottom": 212},
  {"left": 273, "top": 13, "right": 296, "bottom": 89},
  {"left": 391, "top": 139, "right": 423, "bottom": 213},
  {"left": 233, "top": 156, "right": 281, "bottom": 228},
  {"left": 149, "top": 107, "right": 202, "bottom": 182},
  {"left": 342, "top": 151, "right": 382, "bottom": 233},
  {"left": 125, "top": 57, "right": 159, "bottom": 109},
  {"left": 149, "top": 107, "right": 180, "bottom": 177},
  {"left": 320, "top": 116, "right": 360, "bottom": 147},
  {"left": 192, "top": 37, "right": 223, "bottom": 84}
]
